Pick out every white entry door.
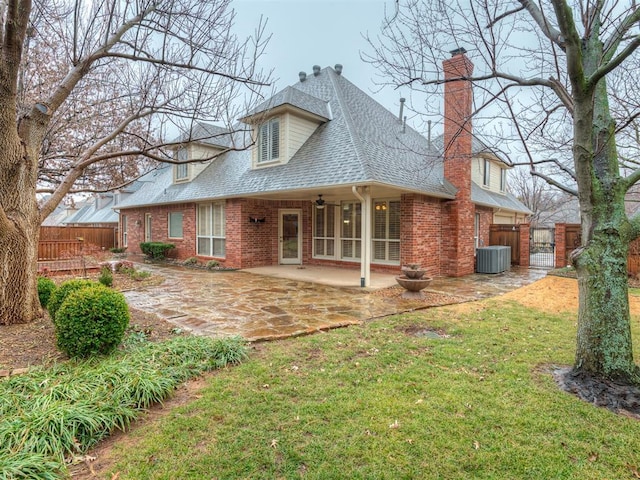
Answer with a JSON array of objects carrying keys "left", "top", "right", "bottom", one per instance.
[{"left": 279, "top": 209, "right": 302, "bottom": 264}]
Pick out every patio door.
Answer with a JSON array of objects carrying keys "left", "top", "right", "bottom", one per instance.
[{"left": 279, "top": 209, "right": 302, "bottom": 264}]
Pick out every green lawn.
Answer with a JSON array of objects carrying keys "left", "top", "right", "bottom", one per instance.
[{"left": 105, "top": 300, "right": 640, "bottom": 479}]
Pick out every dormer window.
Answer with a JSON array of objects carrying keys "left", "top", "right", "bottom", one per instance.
[
  {"left": 174, "top": 147, "right": 189, "bottom": 182},
  {"left": 258, "top": 117, "right": 280, "bottom": 163}
]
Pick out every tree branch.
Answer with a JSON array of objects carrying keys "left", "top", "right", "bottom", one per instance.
[
  {"left": 517, "top": 0, "right": 566, "bottom": 49},
  {"left": 531, "top": 169, "right": 578, "bottom": 196}
]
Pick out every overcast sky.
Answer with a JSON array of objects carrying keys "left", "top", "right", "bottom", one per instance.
[{"left": 232, "top": 0, "right": 412, "bottom": 124}]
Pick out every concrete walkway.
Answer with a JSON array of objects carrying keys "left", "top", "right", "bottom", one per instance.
[{"left": 123, "top": 262, "right": 547, "bottom": 341}]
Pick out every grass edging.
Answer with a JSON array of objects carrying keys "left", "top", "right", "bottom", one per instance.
[{"left": 0, "top": 336, "right": 248, "bottom": 479}]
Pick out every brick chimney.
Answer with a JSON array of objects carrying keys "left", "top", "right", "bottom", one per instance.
[{"left": 442, "top": 47, "right": 476, "bottom": 277}]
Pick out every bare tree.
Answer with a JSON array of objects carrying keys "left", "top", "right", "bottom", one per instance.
[
  {"left": 509, "top": 167, "right": 577, "bottom": 226},
  {"left": 0, "top": 0, "right": 269, "bottom": 325},
  {"left": 367, "top": 1, "right": 640, "bottom": 400}
]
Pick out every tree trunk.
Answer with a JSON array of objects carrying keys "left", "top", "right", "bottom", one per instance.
[
  {"left": 0, "top": 106, "right": 42, "bottom": 325},
  {"left": 570, "top": 31, "right": 640, "bottom": 385},
  {"left": 573, "top": 228, "right": 639, "bottom": 383}
]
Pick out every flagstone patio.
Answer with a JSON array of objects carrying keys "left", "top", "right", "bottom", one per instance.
[{"left": 123, "top": 262, "right": 547, "bottom": 341}]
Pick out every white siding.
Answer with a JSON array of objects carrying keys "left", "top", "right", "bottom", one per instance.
[
  {"left": 189, "top": 144, "right": 223, "bottom": 178},
  {"left": 473, "top": 156, "right": 509, "bottom": 194},
  {"left": 285, "top": 113, "right": 319, "bottom": 162}
]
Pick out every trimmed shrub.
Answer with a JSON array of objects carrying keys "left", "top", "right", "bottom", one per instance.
[
  {"left": 109, "top": 247, "right": 127, "bottom": 254},
  {"left": 55, "top": 285, "right": 130, "bottom": 358},
  {"left": 98, "top": 266, "right": 114, "bottom": 287},
  {"left": 139, "top": 242, "right": 175, "bottom": 259},
  {"left": 47, "top": 279, "right": 99, "bottom": 323},
  {"left": 37, "top": 276, "right": 57, "bottom": 309},
  {"left": 206, "top": 260, "right": 220, "bottom": 270},
  {"left": 183, "top": 257, "right": 198, "bottom": 266}
]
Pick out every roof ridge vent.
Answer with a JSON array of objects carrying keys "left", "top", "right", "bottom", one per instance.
[
  {"left": 334, "top": 64, "right": 343, "bottom": 75},
  {"left": 299, "top": 71, "right": 307, "bottom": 82},
  {"left": 313, "top": 65, "right": 321, "bottom": 76}
]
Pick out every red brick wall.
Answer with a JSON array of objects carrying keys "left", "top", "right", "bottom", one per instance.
[
  {"left": 555, "top": 223, "right": 567, "bottom": 268},
  {"left": 519, "top": 223, "right": 530, "bottom": 267},
  {"left": 121, "top": 204, "right": 196, "bottom": 260},
  {"left": 400, "top": 193, "right": 443, "bottom": 277},
  {"left": 476, "top": 206, "right": 493, "bottom": 248},
  {"left": 121, "top": 192, "right": 484, "bottom": 278},
  {"left": 441, "top": 50, "right": 476, "bottom": 277}
]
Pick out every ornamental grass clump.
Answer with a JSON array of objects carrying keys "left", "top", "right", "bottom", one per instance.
[
  {"left": 46, "top": 279, "right": 98, "bottom": 322},
  {"left": 36, "top": 276, "right": 57, "bottom": 309},
  {"left": 0, "top": 336, "right": 248, "bottom": 478},
  {"left": 54, "top": 285, "right": 130, "bottom": 359}
]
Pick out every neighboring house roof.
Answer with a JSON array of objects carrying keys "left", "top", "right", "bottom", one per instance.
[
  {"left": 471, "top": 184, "right": 532, "bottom": 214},
  {"left": 64, "top": 195, "right": 118, "bottom": 225}
]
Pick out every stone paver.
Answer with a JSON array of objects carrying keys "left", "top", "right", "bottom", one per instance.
[{"left": 123, "top": 263, "right": 547, "bottom": 341}]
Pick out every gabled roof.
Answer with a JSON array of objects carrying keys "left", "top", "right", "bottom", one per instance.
[
  {"left": 173, "top": 122, "right": 233, "bottom": 150},
  {"left": 240, "top": 86, "right": 331, "bottom": 122},
  {"left": 118, "top": 66, "right": 458, "bottom": 209}
]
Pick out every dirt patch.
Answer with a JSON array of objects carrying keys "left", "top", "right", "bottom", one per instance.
[{"left": 496, "top": 276, "right": 640, "bottom": 317}]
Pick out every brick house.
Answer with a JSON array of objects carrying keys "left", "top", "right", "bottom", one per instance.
[{"left": 116, "top": 50, "right": 529, "bottom": 285}]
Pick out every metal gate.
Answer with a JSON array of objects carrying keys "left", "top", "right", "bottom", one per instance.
[{"left": 530, "top": 227, "right": 555, "bottom": 268}]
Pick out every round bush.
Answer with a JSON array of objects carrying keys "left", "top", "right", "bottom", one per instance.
[
  {"left": 55, "top": 285, "right": 130, "bottom": 358},
  {"left": 47, "top": 279, "right": 99, "bottom": 323},
  {"left": 37, "top": 276, "right": 57, "bottom": 308}
]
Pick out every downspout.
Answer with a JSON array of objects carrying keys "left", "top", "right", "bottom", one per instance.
[{"left": 352, "top": 185, "right": 371, "bottom": 287}]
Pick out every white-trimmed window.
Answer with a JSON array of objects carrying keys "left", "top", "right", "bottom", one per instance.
[
  {"left": 483, "top": 159, "right": 490, "bottom": 187},
  {"left": 174, "top": 148, "right": 189, "bottom": 182},
  {"left": 500, "top": 168, "right": 507, "bottom": 192},
  {"left": 258, "top": 117, "right": 280, "bottom": 163},
  {"left": 341, "top": 201, "right": 361, "bottom": 260},
  {"left": 373, "top": 199, "right": 401, "bottom": 264},
  {"left": 121, "top": 215, "right": 128, "bottom": 247},
  {"left": 168, "top": 212, "right": 184, "bottom": 239},
  {"left": 197, "top": 202, "right": 225, "bottom": 257},
  {"left": 313, "top": 205, "right": 336, "bottom": 258}
]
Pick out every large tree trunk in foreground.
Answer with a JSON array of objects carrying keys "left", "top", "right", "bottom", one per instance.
[
  {"left": 568, "top": 31, "right": 640, "bottom": 387},
  {"left": 0, "top": 106, "right": 43, "bottom": 325},
  {"left": 573, "top": 230, "right": 639, "bottom": 383}
]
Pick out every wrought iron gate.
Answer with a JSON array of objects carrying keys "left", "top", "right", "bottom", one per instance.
[{"left": 530, "top": 227, "right": 555, "bottom": 268}]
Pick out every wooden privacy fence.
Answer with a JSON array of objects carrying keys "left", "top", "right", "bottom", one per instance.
[
  {"left": 38, "top": 226, "right": 116, "bottom": 260},
  {"left": 558, "top": 224, "right": 640, "bottom": 276},
  {"left": 489, "top": 224, "right": 521, "bottom": 265}
]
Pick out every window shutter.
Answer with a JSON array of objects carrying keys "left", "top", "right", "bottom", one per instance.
[
  {"left": 271, "top": 118, "right": 280, "bottom": 159},
  {"left": 259, "top": 124, "right": 269, "bottom": 163}
]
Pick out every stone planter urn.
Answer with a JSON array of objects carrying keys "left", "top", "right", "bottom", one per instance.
[{"left": 396, "top": 264, "right": 433, "bottom": 299}]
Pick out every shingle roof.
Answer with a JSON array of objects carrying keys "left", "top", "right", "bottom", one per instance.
[
  {"left": 471, "top": 183, "right": 532, "bottom": 214},
  {"left": 118, "top": 67, "right": 527, "bottom": 211},
  {"left": 64, "top": 196, "right": 118, "bottom": 225},
  {"left": 173, "top": 122, "right": 233, "bottom": 149},
  {"left": 241, "top": 86, "right": 331, "bottom": 121}
]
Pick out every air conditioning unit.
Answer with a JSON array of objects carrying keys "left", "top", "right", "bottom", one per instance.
[{"left": 476, "top": 246, "right": 511, "bottom": 274}]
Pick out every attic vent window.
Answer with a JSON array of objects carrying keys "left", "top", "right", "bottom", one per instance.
[{"left": 258, "top": 117, "right": 280, "bottom": 163}]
